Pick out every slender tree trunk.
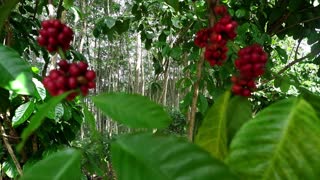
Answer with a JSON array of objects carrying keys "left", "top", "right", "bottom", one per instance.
[
  {"left": 141, "top": 50, "right": 145, "bottom": 95},
  {"left": 159, "top": 60, "right": 170, "bottom": 105},
  {"left": 134, "top": 33, "right": 142, "bottom": 94}
]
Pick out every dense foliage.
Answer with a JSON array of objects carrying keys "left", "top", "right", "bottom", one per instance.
[{"left": 0, "top": 0, "right": 319, "bottom": 179}]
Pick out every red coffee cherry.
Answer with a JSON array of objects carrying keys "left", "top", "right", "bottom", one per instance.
[
  {"left": 231, "top": 44, "right": 268, "bottom": 97},
  {"left": 194, "top": 4, "right": 238, "bottom": 66},
  {"left": 37, "top": 19, "right": 73, "bottom": 53},
  {"left": 85, "top": 70, "right": 96, "bottom": 81},
  {"left": 43, "top": 60, "right": 96, "bottom": 101}
]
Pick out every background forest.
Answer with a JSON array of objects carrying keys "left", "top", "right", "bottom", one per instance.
[{"left": 1, "top": 0, "right": 320, "bottom": 179}]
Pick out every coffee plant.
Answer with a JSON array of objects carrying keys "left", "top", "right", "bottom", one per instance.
[{"left": 0, "top": 0, "right": 320, "bottom": 180}]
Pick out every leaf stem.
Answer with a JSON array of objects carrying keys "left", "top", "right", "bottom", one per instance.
[{"left": 58, "top": 48, "right": 66, "bottom": 59}]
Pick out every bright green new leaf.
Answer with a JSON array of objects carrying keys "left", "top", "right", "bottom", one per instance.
[
  {"left": 195, "top": 91, "right": 230, "bottom": 160},
  {"left": 227, "top": 98, "right": 320, "bottom": 179},
  {"left": 111, "top": 133, "right": 238, "bottom": 180},
  {"left": 0, "top": 45, "right": 34, "bottom": 95},
  {"left": 92, "top": 93, "right": 171, "bottom": 128},
  {"left": 21, "top": 149, "right": 81, "bottom": 180},
  {"left": 12, "top": 101, "right": 35, "bottom": 127},
  {"left": 63, "top": 0, "right": 74, "bottom": 9}
]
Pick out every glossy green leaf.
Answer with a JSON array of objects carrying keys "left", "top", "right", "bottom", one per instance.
[
  {"left": 63, "top": 0, "right": 73, "bottom": 9},
  {"left": 54, "top": 103, "right": 64, "bottom": 121},
  {"left": 226, "top": 96, "right": 252, "bottom": 145},
  {"left": 0, "top": 0, "right": 19, "bottom": 30},
  {"left": 275, "top": 46, "right": 288, "bottom": 63},
  {"left": 12, "top": 101, "right": 35, "bottom": 127},
  {"left": 115, "top": 19, "right": 130, "bottom": 34},
  {"left": 289, "top": 0, "right": 304, "bottom": 11},
  {"left": 3, "top": 159, "right": 19, "bottom": 179},
  {"left": 111, "top": 133, "right": 238, "bottom": 180},
  {"left": 105, "top": 16, "right": 116, "bottom": 29},
  {"left": 198, "top": 93, "right": 208, "bottom": 115},
  {"left": 170, "top": 46, "right": 182, "bottom": 60},
  {"left": 71, "top": 6, "right": 83, "bottom": 21},
  {"left": 0, "top": 45, "right": 34, "bottom": 95},
  {"left": 164, "top": 0, "right": 180, "bottom": 12},
  {"left": 18, "top": 92, "right": 70, "bottom": 151},
  {"left": 227, "top": 98, "right": 320, "bottom": 179},
  {"left": 300, "top": 88, "right": 320, "bottom": 118},
  {"left": 21, "top": 149, "right": 81, "bottom": 180},
  {"left": 92, "top": 93, "right": 171, "bottom": 128},
  {"left": 195, "top": 91, "right": 230, "bottom": 160},
  {"left": 82, "top": 102, "right": 98, "bottom": 138},
  {"left": 62, "top": 103, "right": 72, "bottom": 120},
  {"left": 32, "top": 78, "right": 46, "bottom": 100},
  {"left": 46, "top": 103, "right": 64, "bottom": 121},
  {"left": 235, "top": 9, "right": 247, "bottom": 18}
]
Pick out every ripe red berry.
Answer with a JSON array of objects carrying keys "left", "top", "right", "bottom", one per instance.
[
  {"left": 80, "top": 86, "right": 89, "bottom": 96},
  {"left": 68, "top": 77, "right": 78, "bottom": 89},
  {"left": 232, "top": 85, "right": 242, "bottom": 94},
  {"left": 87, "top": 81, "right": 96, "bottom": 89},
  {"left": 47, "top": 44, "right": 57, "bottom": 52},
  {"left": 56, "top": 76, "right": 67, "bottom": 89},
  {"left": 44, "top": 81, "right": 57, "bottom": 95},
  {"left": 232, "top": 44, "right": 268, "bottom": 97},
  {"left": 67, "top": 92, "right": 78, "bottom": 101},
  {"left": 47, "top": 28, "right": 58, "bottom": 36},
  {"left": 37, "top": 19, "right": 74, "bottom": 52},
  {"left": 78, "top": 61, "right": 88, "bottom": 73},
  {"left": 85, "top": 70, "right": 96, "bottom": 81},
  {"left": 49, "top": 70, "right": 61, "bottom": 79},
  {"left": 242, "top": 89, "right": 251, "bottom": 97},
  {"left": 39, "top": 29, "right": 49, "bottom": 37},
  {"left": 53, "top": 20, "right": 62, "bottom": 30},
  {"left": 214, "top": 5, "right": 227, "bottom": 16},
  {"left": 37, "top": 36, "right": 47, "bottom": 46},
  {"left": 57, "top": 89, "right": 65, "bottom": 95},
  {"left": 48, "top": 37, "right": 58, "bottom": 46},
  {"left": 69, "top": 64, "right": 81, "bottom": 77},
  {"left": 44, "top": 60, "right": 97, "bottom": 100},
  {"left": 247, "top": 80, "right": 256, "bottom": 89},
  {"left": 41, "top": 20, "right": 51, "bottom": 29},
  {"left": 63, "top": 26, "right": 73, "bottom": 37},
  {"left": 58, "top": 60, "right": 69, "bottom": 72}
]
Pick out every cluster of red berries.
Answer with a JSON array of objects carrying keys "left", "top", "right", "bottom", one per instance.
[
  {"left": 194, "top": 5, "right": 238, "bottom": 66},
  {"left": 232, "top": 44, "right": 268, "bottom": 97},
  {"left": 43, "top": 60, "right": 96, "bottom": 101},
  {"left": 37, "top": 19, "right": 73, "bottom": 52}
]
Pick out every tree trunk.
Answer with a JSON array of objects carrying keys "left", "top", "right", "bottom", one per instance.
[{"left": 134, "top": 33, "right": 142, "bottom": 94}]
